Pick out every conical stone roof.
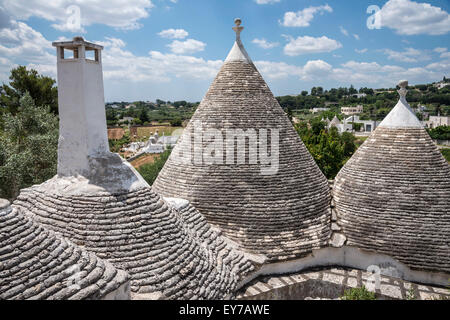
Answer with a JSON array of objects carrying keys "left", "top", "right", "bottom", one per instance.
[
  {"left": 153, "top": 19, "right": 331, "bottom": 262},
  {"left": 333, "top": 81, "right": 450, "bottom": 273},
  {"left": 329, "top": 115, "right": 341, "bottom": 126},
  {"left": 14, "top": 177, "right": 256, "bottom": 299},
  {"left": 0, "top": 199, "right": 129, "bottom": 300}
]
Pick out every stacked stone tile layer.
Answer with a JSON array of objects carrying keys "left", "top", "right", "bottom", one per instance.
[{"left": 0, "top": 200, "right": 129, "bottom": 300}]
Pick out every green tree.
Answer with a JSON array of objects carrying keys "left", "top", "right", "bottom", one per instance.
[
  {"left": 427, "top": 125, "right": 450, "bottom": 140},
  {"left": 0, "top": 93, "right": 58, "bottom": 200},
  {"left": 138, "top": 109, "right": 149, "bottom": 123},
  {"left": 295, "top": 118, "right": 357, "bottom": 179},
  {"left": 170, "top": 118, "right": 182, "bottom": 126},
  {"left": 0, "top": 66, "right": 58, "bottom": 115}
]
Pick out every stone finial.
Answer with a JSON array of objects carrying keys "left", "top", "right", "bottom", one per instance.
[
  {"left": 73, "top": 36, "right": 84, "bottom": 42},
  {"left": 233, "top": 18, "right": 244, "bottom": 41},
  {"left": 398, "top": 80, "right": 408, "bottom": 99}
]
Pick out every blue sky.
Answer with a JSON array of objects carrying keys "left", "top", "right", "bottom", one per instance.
[{"left": 0, "top": 0, "right": 449, "bottom": 102}]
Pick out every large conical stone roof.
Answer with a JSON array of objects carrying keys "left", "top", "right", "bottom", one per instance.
[
  {"left": 333, "top": 81, "right": 450, "bottom": 273},
  {"left": 0, "top": 199, "right": 130, "bottom": 300},
  {"left": 153, "top": 19, "right": 331, "bottom": 262}
]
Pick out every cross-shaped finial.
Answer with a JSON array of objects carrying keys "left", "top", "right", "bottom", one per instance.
[
  {"left": 233, "top": 18, "right": 244, "bottom": 41},
  {"left": 397, "top": 80, "right": 408, "bottom": 99}
]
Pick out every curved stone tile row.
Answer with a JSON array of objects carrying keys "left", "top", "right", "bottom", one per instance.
[
  {"left": 153, "top": 61, "right": 332, "bottom": 262},
  {"left": 334, "top": 127, "right": 450, "bottom": 273},
  {"left": 0, "top": 200, "right": 129, "bottom": 300},
  {"left": 13, "top": 186, "right": 255, "bottom": 299}
]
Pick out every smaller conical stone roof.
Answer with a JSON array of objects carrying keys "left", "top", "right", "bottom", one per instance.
[
  {"left": 329, "top": 116, "right": 341, "bottom": 126},
  {"left": 333, "top": 80, "right": 450, "bottom": 274},
  {"left": 0, "top": 199, "right": 129, "bottom": 300}
]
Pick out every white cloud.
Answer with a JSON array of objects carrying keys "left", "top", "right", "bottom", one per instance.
[
  {"left": 255, "top": 61, "right": 302, "bottom": 79},
  {"left": 353, "top": 34, "right": 360, "bottom": 40},
  {"left": 89, "top": 37, "right": 220, "bottom": 82},
  {"left": 355, "top": 48, "right": 368, "bottom": 54},
  {"left": 0, "top": 20, "right": 55, "bottom": 77},
  {"left": 340, "top": 26, "right": 349, "bottom": 36},
  {"left": 281, "top": 4, "right": 332, "bottom": 27},
  {"left": 284, "top": 36, "right": 342, "bottom": 56},
  {"left": 252, "top": 38, "right": 279, "bottom": 49},
  {"left": 255, "top": 59, "right": 331, "bottom": 81},
  {"left": 441, "top": 52, "right": 450, "bottom": 59},
  {"left": 167, "top": 39, "right": 206, "bottom": 54},
  {"left": 376, "top": 0, "right": 450, "bottom": 35},
  {"left": 301, "top": 60, "right": 333, "bottom": 80},
  {"left": 158, "top": 28, "right": 188, "bottom": 39},
  {"left": 1, "top": 0, "right": 154, "bottom": 32},
  {"left": 255, "top": 0, "right": 280, "bottom": 4},
  {"left": 382, "top": 47, "right": 431, "bottom": 63},
  {"left": 434, "top": 47, "right": 447, "bottom": 53},
  {"left": 254, "top": 57, "right": 450, "bottom": 90},
  {"left": 0, "top": 21, "right": 220, "bottom": 87}
]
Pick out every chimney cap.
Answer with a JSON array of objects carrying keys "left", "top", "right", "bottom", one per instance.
[{"left": 52, "top": 36, "right": 104, "bottom": 50}]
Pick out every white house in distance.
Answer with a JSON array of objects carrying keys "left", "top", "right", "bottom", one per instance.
[
  {"left": 311, "top": 107, "right": 330, "bottom": 113},
  {"left": 328, "top": 115, "right": 377, "bottom": 133},
  {"left": 345, "top": 115, "right": 377, "bottom": 132},
  {"left": 341, "top": 105, "right": 363, "bottom": 115}
]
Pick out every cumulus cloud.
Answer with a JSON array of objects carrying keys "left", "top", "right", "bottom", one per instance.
[
  {"left": 1, "top": 0, "right": 154, "bottom": 32},
  {"left": 255, "top": 59, "right": 332, "bottom": 81},
  {"left": 382, "top": 47, "right": 431, "bottom": 63},
  {"left": 167, "top": 39, "right": 206, "bottom": 54},
  {"left": 255, "top": 61, "right": 302, "bottom": 79},
  {"left": 0, "top": 20, "right": 220, "bottom": 87},
  {"left": 0, "top": 20, "right": 55, "bottom": 77},
  {"left": 158, "top": 28, "right": 188, "bottom": 39},
  {"left": 441, "top": 52, "right": 450, "bottom": 59},
  {"left": 376, "top": 0, "right": 450, "bottom": 35},
  {"left": 283, "top": 36, "right": 342, "bottom": 56},
  {"left": 255, "top": 0, "right": 280, "bottom": 4},
  {"left": 355, "top": 48, "right": 368, "bottom": 54},
  {"left": 281, "top": 4, "right": 332, "bottom": 27},
  {"left": 80, "top": 37, "right": 220, "bottom": 82},
  {"left": 252, "top": 38, "right": 279, "bottom": 49},
  {"left": 254, "top": 57, "right": 450, "bottom": 90}
]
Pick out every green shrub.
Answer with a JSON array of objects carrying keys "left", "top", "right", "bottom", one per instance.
[
  {"left": 109, "top": 132, "right": 130, "bottom": 153},
  {"left": 427, "top": 126, "right": 450, "bottom": 140},
  {"left": 341, "top": 286, "right": 376, "bottom": 300},
  {"left": 170, "top": 118, "right": 182, "bottom": 127},
  {"left": 0, "top": 93, "right": 58, "bottom": 200},
  {"left": 295, "top": 119, "right": 357, "bottom": 179}
]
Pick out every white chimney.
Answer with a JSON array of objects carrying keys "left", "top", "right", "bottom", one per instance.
[
  {"left": 52, "top": 36, "right": 149, "bottom": 191},
  {"left": 53, "top": 37, "right": 108, "bottom": 176}
]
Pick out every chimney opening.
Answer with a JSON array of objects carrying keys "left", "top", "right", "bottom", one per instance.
[{"left": 85, "top": 48, "right": 99, "bottom": 62}]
